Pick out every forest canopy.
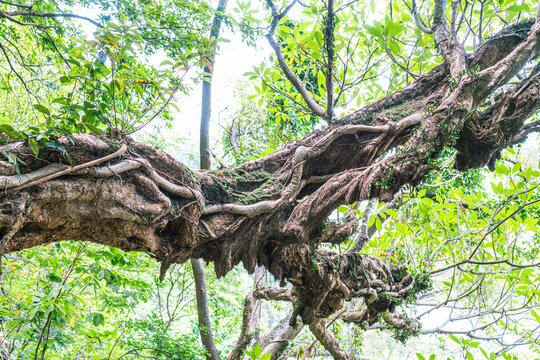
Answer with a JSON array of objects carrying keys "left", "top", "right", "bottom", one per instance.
[{"left": 0, "top": 0, "right": 540, "bottom": 359}]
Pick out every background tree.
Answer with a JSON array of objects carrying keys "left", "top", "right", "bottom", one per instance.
[{"left": 192, "top": 0, "right": 228, "bottom": 359}]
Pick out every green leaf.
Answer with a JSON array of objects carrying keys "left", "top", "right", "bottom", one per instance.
[
  {"left": 480, "top": 348, "right": 489, "bottom": 359},
  {"left": 363, "top": 24, "right": 382, "bottom": 38},
  {"left": 384, "top": 208, "right": 398, "bottom": 217},
  {"left": 260, "top": 354, "right": 271, "bottom": 360},
  {"left": 84, "top": 123, "right": 103, "bottom": 134},
  {"left": 416, "top": 354, "right": 426, "bottom": 360},
  {"left": 466, "top": 351, "right": 474, "bottom": 360},
  {"left": 385, "top": 20, "right": 405, "bottom": 37},
  {"left": 337, "top": 205, "right": 348, "bottom": 213},
  {"left": 375, "top": 216, "right": 382, "bottom": 232},
  {"left": 531, "top": 309, "right": 540, "bottom": 324},
  {"left": 0, "top": 124, "right": 16, "bottom": 135},
  {"left": 29, "top": 138, "right": 39, "bottom": 157},
  {"left": 47, "top": 273, "right": 62, "bottom": 283},
  {"left": 92, "top": 313, "right": 104, "bottom": 326},
  {"left": 448, "top": 334, "right": 460, "bottom": 344},
  {"left": 253, "top": 343, "right": 262, "bottom": 358},
  {"left": 33, "top": 104, "right": 51, "bottom": 116}
]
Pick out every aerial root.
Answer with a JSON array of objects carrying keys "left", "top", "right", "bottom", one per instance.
[
  {"left": 0, "top": 144, "right": 128, "bottom": 195},
  {"left": 132, "top": 157, "right": 204, "bottom": 204},
  {"left": 285, "top": 250, "right": 422, "bottom": 327}
]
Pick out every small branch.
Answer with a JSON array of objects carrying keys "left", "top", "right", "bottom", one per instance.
[
  {"left": 321, "top": 216, "right": 358, "bottom": 244},
  {"left": 0, "top": 41, "right": 32, "bottom": 94},
  {"left": 262, "top": 316, "right": 304, "bottom": 360},
  {"left": 0, "top": 11, "right": 52, "bottom": 28},
  {"left": 203, "top": 199, "right": 277, "bottom": 217},
  {"left": 410, "top": 0, "right": 432, "bottom": 34},
  {"left": 74, "top": 159, "right": 142, "bottom": 177},
  {"left": 348, "top": 198, "right": 378, "bottom": 253},
  {"left": 133, "top": 157, "right": 204, "bottom": 203},
  {"left": 0, "top": 0, "right": 32, "bottom": 9},
  {"left": 432, "top": 258, "right": 540, "bottom": 275},
  {"left": 515, "top": 119, "right": 540, "bottom": 140},
  {"left": 227, "top": 266, "right": 264, "bottom": 360},
  {"left": 1, "top": 11, "right": 103, "bottom": 28},
  {"left": 382, "top": 312, "right": 419, "bottom": 333},
  {"left": 191, "top": 258, "right": 222, "bottom": 360},
  {"left": 450, "top": 0, "right": 459, "bottom": 34},
  {"left": 383, "top": 37, "right": 418, "bottom": 80},
  {"left": 265, "top": 0, "right": 326, "bottom": 117},
  {"left": 126, "top": 75, "right": 187, "bottom": 135}
]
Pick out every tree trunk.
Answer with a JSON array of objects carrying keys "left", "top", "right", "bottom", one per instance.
[
  {"left": 192, "top": 258, "right": 221, "bottom": 360},
  {"left": 193, "top": 0, "right": 229, "bottom": 359}
]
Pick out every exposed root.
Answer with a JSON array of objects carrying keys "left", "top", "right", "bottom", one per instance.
[
  {"left": 1, "top": 144, "right": 127, "bottom": 194},
  {"left": 282, "top": 249, "right": 424, "bottom": 327}
]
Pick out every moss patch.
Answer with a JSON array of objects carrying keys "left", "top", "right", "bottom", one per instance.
[
  {"left": 203, "top": 168, "right": 284, "bottom": 205},
  {"left": 379, "top": 102, "right": 417, "bottom": 122}
]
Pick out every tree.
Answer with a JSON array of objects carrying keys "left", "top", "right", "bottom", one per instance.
[
  {"left": 0, "top": 0, "right": 540, "bottom": 358},
  {"left": 192, "top": 0, "right": 229, "bottom": 359}
]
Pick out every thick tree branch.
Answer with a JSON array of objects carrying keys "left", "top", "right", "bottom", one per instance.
[
  {"left": 456, "top": 65, "right": 540, "bottom": 170},
  {"left": 261, "top": 316, "right": 304, "bottom": 360},
  {"left": 0, "top": 23, "right": 538, "bottom": 348},
  {"left": 309, "top": 319, "right": 352, "bottom": 360},
  {"left": 431, "top": 0, "right": 466, "bottom": 76}
]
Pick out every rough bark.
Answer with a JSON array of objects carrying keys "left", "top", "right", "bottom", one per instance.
[
  {"left": 0, "top": 19, "right": 539, "bottom": 342},
  {"left": 261, "top": 317, "right": 304, "bottom": 360},
  {"left": 309, "top": 319, "right": 352, "bottom": 360}
]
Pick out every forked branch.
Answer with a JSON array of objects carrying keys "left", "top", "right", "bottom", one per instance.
[{"left": 265, "top": 0, "right": 327, "bottom": 117}]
